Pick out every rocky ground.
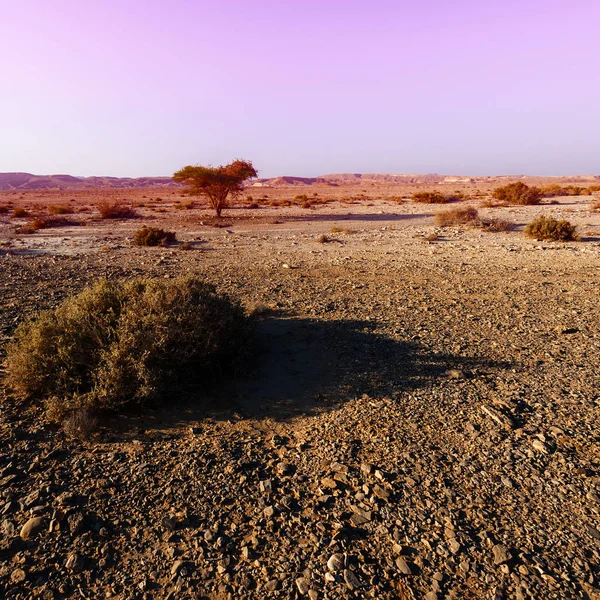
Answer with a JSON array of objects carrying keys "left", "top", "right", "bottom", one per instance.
[{"left": 0, "top": 191, "right": 599, "bottom": 599}]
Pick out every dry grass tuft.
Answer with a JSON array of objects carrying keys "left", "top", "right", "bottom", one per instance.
[
  {"left": 48, "top": 205, "right": 73, "bottom": 215},
  {"left": 478, "top": 218, "right": 513, "bottom": 233},
  {"left": 133, "top": 227, "right": 176, "bottom": 247},
  {"left": 589, "top": 199, "right": 600, "bottom": 211},
  {"left": 5, "top": 277, "right": 252, "bottom": 421},
  {"left": 97, "top": 200, "right": 137, "bottom": 219},
  {"left": 12, "top": 208, "right": 29, "bottom": 218},
  {"left": 317, "top": 234, "right": 330, "bottom": 243},
  {"left": 434, "top": 207, "right": 479, "bottom": 227},
  {"left": 524, "top": 215, "right": 578, "bottom": 241},
  {"left": 412, "top": 192, "right": 457, "bottom": 204},
  {"left": 0, "top": 205, "right": 9, "bottom": 214},
  {"left": 61, "top": 408, "right": 99, "bottom": 441}
]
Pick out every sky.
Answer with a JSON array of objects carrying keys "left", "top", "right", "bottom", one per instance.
[{"left": 1, "top": 0, "right": 599, "bottom": 177}]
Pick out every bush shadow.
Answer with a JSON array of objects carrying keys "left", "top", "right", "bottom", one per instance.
[{"left": 112, "top": 315, "right": 511, "bottom": 435}]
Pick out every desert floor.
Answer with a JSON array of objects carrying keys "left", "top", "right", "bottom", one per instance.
[{"left": 0, "top": 183, "right": 599, "bottom": 599}]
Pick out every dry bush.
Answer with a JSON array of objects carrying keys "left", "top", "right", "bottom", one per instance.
[
  {"left": 133, "top": 227, "right": 176, "bottom": 247},
  {"left": 61, "top": 408, "right": 99, "bottom": 441},
  {"left": 48, "top": 205, "right": 72, "bottom": 215},
  {"left": 492, "top": 182, "right": 541, "bottom": 205},
  {"left": 5, "top": 277, "right": 252, "bottom": 421},
  {"left": 97, "top": 199, "right": 137, "bottom": 219},
  {"left": 478, "top": 218, "right": 513, "bottom": 232},
  {"left": 0, "top": 205, "right": 9, "bottom": 214},
  {"left": 540, "top": 184, "right": 593, "bottom": 198},
  {"left": 412, "top": 192, "right": 462, "bottom": 204},
  {"left": 479, "top": 197, "right": 507, "bottom": 208},
  {"left": 247, "top": 203, "right": 259, "bottom": 209},
  {"left": 16, "top": 216, "right": 75, "bottom": 234},
  {"left": 317, "top": 234, "right": 330, "bottom": 243},
  {"left": 175, "top": 200, "right": 195, "bottom": 210},
  {"left": 12, "top": 208, "right": 29, "bottom": 218},
  {"left": 179, "top": 241, "right": 193, "bottom": 251},
  {"left": 524, "top": 216, "right": 578, "bottom": 241},
  {"left": 434, "top": 206, "right": 479, "bottom": 226}
]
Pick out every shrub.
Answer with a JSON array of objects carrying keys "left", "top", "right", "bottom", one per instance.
[
  {"left": 16, "top": 216, "right": 74, "bottom": 234},
  {"left": 434, "top": 207, "right": 479, "bottom": 226},
  {"left": 478, "top": 218, "right": 513, "bottom": 232},
  {"left": 317, "top": 234, "right": 330, "bottom": 243},
  {"left": 412, "top": 191, "right": 452, "bottom": 204},
  {"left": 492, "top": 182, "right": 541, "bottom": 205},
  {"left": 12, "top": 208, "right": 29, "bottom": 218},
  {"left": 524, "top": 216, "right": 578, "bottom": 241},
  {"left": 0, "top": 205, "right": 8, "bottom": 214},
  {"left": 5, "top": 277, "right": 251, "bottom": 420},
  {"left": 48, "top": 205, "right": 72, "bottom": 215},
  {"left": 133, "top": 226, "right": 176, "bottom": 246},
  {"left": 97, "top": 200, "right": 137, "bottom": 219},
  {"left": 590, "top": 199, "right": 600, "bottom": 211}
]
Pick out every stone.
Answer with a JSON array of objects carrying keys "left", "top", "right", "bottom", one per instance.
[
  {"left": 296, "top": 577, "right": 310, "bottom": 595},
  {"left": 264, "top": 579, "right": 279, "bottom": 591},
  {"left": 20, "top": 517, "right": 45, "bottom": 540},
  {"left": 344, "top": 569, "right": 361, "bottom": 589},
  {"left": 327, "top": 553, "right": 345, "bottom": 572},
  {"left": 492, "top": 544, "right": 510, "bottom": 565},
  {"left": 66, "top": 552, "right": 85, "bottom": 572},
  {"left": 11, "top": 568, "right": 26, "bottom": 584},
  {"left": 396, "top": 557, "right": 413, "bottom": 575}
]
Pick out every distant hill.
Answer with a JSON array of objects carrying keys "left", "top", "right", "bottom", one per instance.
[
  {"left": 0, "top": 172, "right": 178, "bottom": 191},
  {"left": 1, "top": 171, "right": 598, "bottom": 191}
]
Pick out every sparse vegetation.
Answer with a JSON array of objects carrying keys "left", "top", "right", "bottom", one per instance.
[
  {"left": 434, "top": 206, "right": 479, "bottom": 226},
  {"left": 133, "top": 226, "right": 176, "bottom": 246},
  {"left": 540, "top": 184, "right": 596, "bottom": 198},
  {"left": 12, "top": 208, "right": 29, "bottom": 218},
  {"left": 5, "top": 277, "right": 252, "bottom": 421},
  {"left": 97, "top": 200, "right": 137, "bottom": 219},
  {"left": 478, "top": 217, "right": 513, "bottom": 232},
  {"left": 492, "top": 182, "right": 541, "bottom": 205},
  {"left": 412, "top": 192, "right": 453, "bottom": 204},
  {"left": 48, "top": 205, "right": 73, "bottom": 215},
  {"left": 317, "top": 234, "right": 330, "bottom": 243},
  {"left": 524, "top": 215, "right": 578, "bottom": 241},
  {"left": 590, "top": 199, "right": 600, "bottom": 211},
  {"left": 0, "top": 205, "right": 10, "bottom": 214}
]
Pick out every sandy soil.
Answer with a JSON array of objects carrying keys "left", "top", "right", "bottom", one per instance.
[{"left": 0, "top": 183, "right": 599, "bottom": 599}]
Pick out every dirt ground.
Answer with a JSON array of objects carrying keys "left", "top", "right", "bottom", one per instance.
[{"left": 0, "top": 181, "right": 599, "bottom": 599}]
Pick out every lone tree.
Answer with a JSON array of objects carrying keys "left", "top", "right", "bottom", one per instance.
[{"left": 173, "top": 159, "right": 258, "bottom": 217}]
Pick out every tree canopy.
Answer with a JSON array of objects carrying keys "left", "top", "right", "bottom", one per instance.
[{"left": 173, "top": 159, "right": 258, "bottom": 217}]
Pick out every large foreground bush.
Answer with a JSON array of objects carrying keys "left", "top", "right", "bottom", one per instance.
[{"left": 5, "top": 277, "right": 251, "bottom": 420}]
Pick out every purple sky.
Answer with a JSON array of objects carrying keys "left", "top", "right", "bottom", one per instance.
[{"left": 2, "top": 0, "right": 599, "bottom": 177}]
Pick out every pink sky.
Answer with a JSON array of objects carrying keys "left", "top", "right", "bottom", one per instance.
[{"left": 1, "top": 0, "right": 599, "bottom": 177}]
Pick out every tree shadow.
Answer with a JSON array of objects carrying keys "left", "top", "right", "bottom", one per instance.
[{"left": 108, "top": 315, "right": 510, "bottom": 437}]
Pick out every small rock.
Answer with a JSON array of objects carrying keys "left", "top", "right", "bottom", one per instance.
[
  {"left": 66, "top": 552, "right": 85, "bottom": 572},
  {"left": 296, "top": 577, "right": 310, "bottom": 595},
  {"left": 396, "top": 557, "right": 413, "bottom": 575},
  {"left": 11, "top": 568, "right": 26, "bottom": 584},
  {"left": 276, "top": 462, "right": 294, "bottom": 476},
  {"left": 344, "top": 569, "right": 361, "bottom": 589},
  {"left": 264, "top": 579, "right": 279, "bottom": 591},
  {"left": 20, "top": 517, "right": 45, "bottom": 540},
  {"left": 327, "top": 553, "right": 345, "bottom": 572},
  {"left": 492, "top": 544, "right": 510, "bottom": 565}
]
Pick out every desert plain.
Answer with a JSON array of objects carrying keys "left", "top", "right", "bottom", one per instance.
[{"left": 0, "top": 174, "right": 599, "bottom": 599}]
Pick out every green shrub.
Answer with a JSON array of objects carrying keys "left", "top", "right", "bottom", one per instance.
[
  {"left": 492, "top": 182, "right": 541, "bottom": 205},
  {"left": 133, "top": 226, "right": 176, "bottom": 246},
  {"left": 434, "top": 206, "right": 479, "bottom": 226},
  {"left": 524, "top": 216, "right": 578, "bottom": 241},
  {"left": 5, "top": 277, "right": 252, "bottom": 421}
]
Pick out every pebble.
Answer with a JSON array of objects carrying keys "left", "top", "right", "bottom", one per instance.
[{"left": 20, "top": 517, "right": 45, "bottom": 540}]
